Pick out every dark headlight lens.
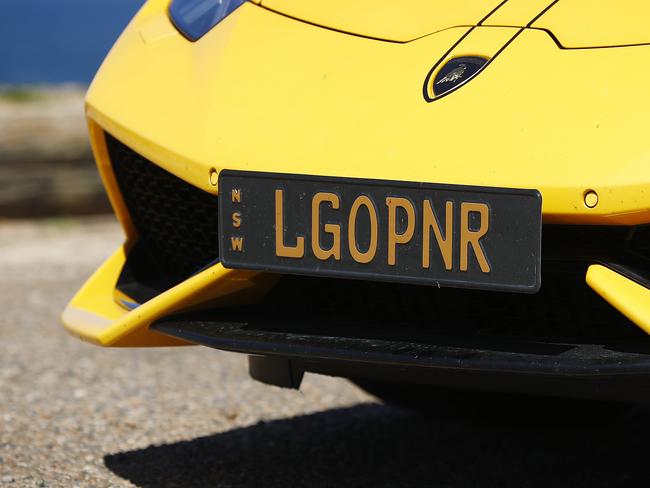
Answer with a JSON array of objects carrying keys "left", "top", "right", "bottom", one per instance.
[{"left": 169, "top": 0, "right": 246, "bottom": 41}]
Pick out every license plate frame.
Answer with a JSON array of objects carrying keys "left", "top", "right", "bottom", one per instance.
[{"left": 218, "top": 171, "right": 542, "bottom": 293}]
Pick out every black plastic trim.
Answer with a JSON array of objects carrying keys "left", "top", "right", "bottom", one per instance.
[
  {"left": 152, "top": 309, "right": 650, "bottom": 401},
  {"left": 152, "top": 311, "right": 650, "bottom": 375}
]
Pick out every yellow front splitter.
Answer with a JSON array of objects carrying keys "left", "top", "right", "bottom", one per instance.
[
  {"left": 62, "top": 244, "right": 263, "bottom": 347},
  {"left": 587, "top": 264, "right": 650, "bottom": 335}
]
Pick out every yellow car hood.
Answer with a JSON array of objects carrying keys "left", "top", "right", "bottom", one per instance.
[
  {"left": 87, "top": 1, "right": 650, "bottom": 227},
  {"left": 258, "top": 0, "right": 507, "bottom": 42},
  {"left": 532, "top": 0, "right": 650, "bottom": 48}
]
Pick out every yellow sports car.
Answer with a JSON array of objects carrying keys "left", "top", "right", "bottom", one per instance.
[{"left": 64, "top": 0, "right": 650, "bottom": 404}]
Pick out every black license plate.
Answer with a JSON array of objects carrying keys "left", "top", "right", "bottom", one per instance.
[{"left": 218, "top": 171, "right": 542, "bottom": 293}]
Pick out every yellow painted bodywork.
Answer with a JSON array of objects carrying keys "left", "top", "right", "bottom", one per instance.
[
  {"left": 259, "top": 0, "right": 505, "bottom": 42},
  {"left": 586, "top": 265, "right": 650, "bottom": 335},
  {"left": 533, "top": 0, "right": 650, "bottom": 48},
  {"left": 86, "top": 2, "right": 650, "bottom": 224},
  {"left": 482, "top": 0, "right": 556, "bottom": 26},
  {"left": 64, "top": 0, "right": 650, "bottom": 345}
]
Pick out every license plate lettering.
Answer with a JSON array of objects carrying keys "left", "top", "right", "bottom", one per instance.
[{"left": 273, "top": 189, "right": 491, "bottom": 274}]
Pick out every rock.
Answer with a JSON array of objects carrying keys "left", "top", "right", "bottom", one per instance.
[
  {"left": 0, "top": 85, "right": 110, "bottom": 218},
  {"left": 0, "top": 85, "right": 91, "bottom": 163}
]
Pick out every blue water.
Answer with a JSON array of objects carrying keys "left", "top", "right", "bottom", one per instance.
[{"left": 0, "top": 0, "right": 145, "bottom": 84}]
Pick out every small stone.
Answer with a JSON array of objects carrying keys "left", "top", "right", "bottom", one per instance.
[
  {"left": 73, "top": 389, "right": 86, "bottom": 399},
  {"left": 2, "top": 475, "right": 15, "bottom": 483},
  {"left": 35, "top": 480, "right": 47, "bottom": 487}
]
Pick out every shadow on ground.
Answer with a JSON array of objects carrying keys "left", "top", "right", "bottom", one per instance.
[{"left": 104, "top": 402, "right": 650, "bottom": 488}]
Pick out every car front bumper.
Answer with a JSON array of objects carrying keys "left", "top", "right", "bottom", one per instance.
[{"left": 64, "top": 0, "right": 650, "bottom": 399}]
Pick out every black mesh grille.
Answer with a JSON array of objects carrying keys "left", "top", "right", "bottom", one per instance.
[
  {"left": 256, "top": 272, "right": 648, "bottom": 343},
  {"left": 106, "top": 133, "right": 219, "bottom": 285}
]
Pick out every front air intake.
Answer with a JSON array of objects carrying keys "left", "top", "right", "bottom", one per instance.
[{"left": 106, "top": 133, "right": 220, "bottom": 292}]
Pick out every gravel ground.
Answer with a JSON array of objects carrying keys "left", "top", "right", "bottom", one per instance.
[{"left": 1, "top": 217, "right": 649, "bottom": 488}]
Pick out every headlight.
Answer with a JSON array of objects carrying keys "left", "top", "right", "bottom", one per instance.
[{"left": 169, "top": 0, "right": 246, "bottom": 41}]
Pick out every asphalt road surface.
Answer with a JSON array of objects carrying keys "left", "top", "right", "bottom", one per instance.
[{"left": 1, "top": 217, "right": 648, "bottom": 488}]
